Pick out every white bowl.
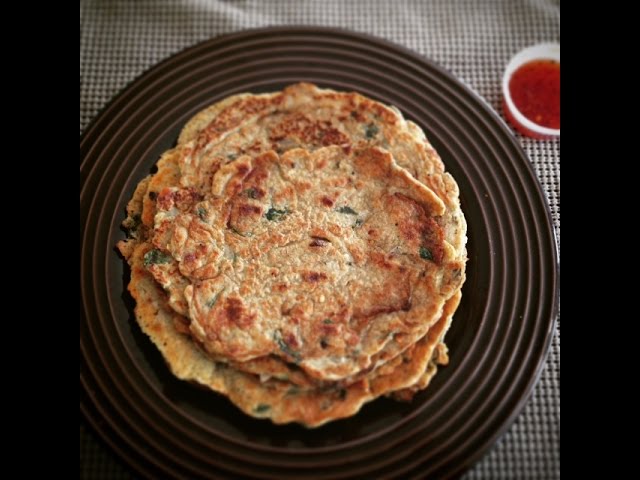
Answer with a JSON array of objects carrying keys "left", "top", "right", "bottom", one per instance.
[{"left": 502, "top": 42, "right": 560, "bottom": 139}]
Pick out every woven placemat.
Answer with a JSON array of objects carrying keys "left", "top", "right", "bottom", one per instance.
[{"left": 80, "top": 1, "right": 559, "bottom": 478}]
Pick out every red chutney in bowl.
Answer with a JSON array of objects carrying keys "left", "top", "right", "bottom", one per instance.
[
  {"left": 502, "top": 43, "right": 560, "bottom": 139},
  {"left": 509, "top": 60, "right": 560, "bottom": 130}
]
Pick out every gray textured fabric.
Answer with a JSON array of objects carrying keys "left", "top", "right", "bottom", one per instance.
[{"left": 80, "top": 1, "right": 560, "bottom": 478}]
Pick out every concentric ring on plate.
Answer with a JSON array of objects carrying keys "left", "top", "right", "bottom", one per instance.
[{"left": 80, "top": 27, "right": 558, "bottom": 479}]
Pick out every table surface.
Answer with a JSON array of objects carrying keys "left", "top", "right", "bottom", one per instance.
[{"left": 80, "top": 1, "right": 560, "bottom": 478}]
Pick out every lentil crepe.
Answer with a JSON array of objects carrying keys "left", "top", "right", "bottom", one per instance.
[
  {"left": 117, "top": 83, "right": 467, "bottom": 426},
  {"left": 119, "top": 147, "right": 456, "bottom": 392},
  {"left": 121, "top": 238, "right": 459, "bottom": 427}
]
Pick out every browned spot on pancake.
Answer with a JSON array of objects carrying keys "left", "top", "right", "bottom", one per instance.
[
  {"left": 177, "top": 188, "right": 203, "bottom": 206},
  {"left": 345, "top": 332, "right": 359, "bottom": 346},
  {"left": 269, "top": 113, "right": 310, "bottom": 140},
  {"left": 329, "top": 177, "right": 350, "bottom": 188},
  {"left": 391, "top": 193, "right": 426, "bottom": 236},
  {"left": 365, "top": 305, "right": 401, "bottom": 317},
  {"left": 273, "top": 283, "right": 288, "bottom": 292},
  {"left": 349, "top": 258, "right": 412, "bottom": 328},
  {"left": 268, "top": 112, "right": 350, "bottom": 149},
  {"left": 236, "top": 164, "right": 250, "bottom": 175},
  {"left": 157, "top": 187, "right": 202, "bottom": 211},
  {"left": 327, "top": 223, "right": 343, "bottom": 236},
  {"left": 321, "top": 323, "right": 338, "bottom": 335},
  {"left": 310, "top": 236, "right": 330, "bottom": 247},
  {"left": 320, "top": 196, "right": 334, "bottom": 207},
  {"left": 314, "top": 92, "right": 341, "bottom": 101},
  {"left": 355, "top": 365, "right": 375, "bottom": 379},
  {"left": 190, "top": 95, "right": 285, "bottom": 156},
  {"left": 221, "top": 297, "right": 255, "bottom": 329},
  {"left": 243, "top": 163, "right": 270, "bottom": 186},
  {"left": 238, "top": 204, "right": 262, "bottom": 216},
  {"left": 401, "top": 298, "right": 412, "bottom": 311},
  {"left": 301, "top": 271, "right": 327, "bottom": 282},
  {"left": 189, "top": 220, "right": 213, "bottom": 240},
  {"left": 361, "top": 100, "right": 398, "bottom": 124},
  {"left": 285, "top": 332, "right": 300, "bottom": 348},
  {"left": 388, "top": 192, "right": 445, "bottom": 264},
  {"left": 420, "top": 217, "right": 445, "bottom": 264},
  {"left": 172, "top": 317, "right": 191, "bottom": 335},
  {"left": 369, "top": 252, "right": 397, "bottom": 271},
  {"left": 349, "top": 109, "right": 366, "bottom": 122},
  {"left": 320, "top": 127, "right": 350, "bottom": 146}
]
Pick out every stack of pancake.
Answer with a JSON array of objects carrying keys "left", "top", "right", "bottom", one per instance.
[{"left": 117, "top": 83, "right": 467, "bottom": 427}]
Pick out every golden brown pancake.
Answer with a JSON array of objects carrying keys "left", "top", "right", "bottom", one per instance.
[
  {"left": 120, "top": 239, "right": 458, "bottom": 426},
  {"left": 149, "top": 145, "right": 458, "bottom": 381},
  {"left": 117, "top": 82, "right": 467, "bottom": 426}
]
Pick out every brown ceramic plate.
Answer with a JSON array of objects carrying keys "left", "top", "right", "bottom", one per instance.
[{"left": 80, "top": 27, "right": 558, "bottom": 479}]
